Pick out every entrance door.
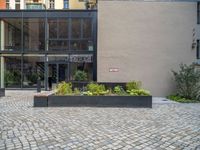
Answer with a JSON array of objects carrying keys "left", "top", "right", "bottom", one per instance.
[{"left": 48, "top": 63, "right": 68, "bottom": 90}]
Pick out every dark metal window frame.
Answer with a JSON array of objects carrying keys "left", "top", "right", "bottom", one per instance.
[{"left": 0, "top": 10, "right": 97, "bottom": 89}]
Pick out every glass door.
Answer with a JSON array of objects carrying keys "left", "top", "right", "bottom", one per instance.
[{"left": 48, "top": 62, "right": 69, "bottom": 90}]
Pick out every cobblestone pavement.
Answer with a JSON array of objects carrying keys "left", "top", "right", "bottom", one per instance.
[{"left": 0, "top": 91, "right": 200, "bottom": 150}]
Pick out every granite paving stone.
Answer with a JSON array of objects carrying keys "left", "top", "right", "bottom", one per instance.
[{"left": 0, "top": 91, "right": 199, "bottom": 150}]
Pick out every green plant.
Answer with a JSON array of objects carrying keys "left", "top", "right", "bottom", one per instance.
[
  {"left": 27, "top": 73, "right": 38, "bottom": 84},
  {"left": 113, "top": 85, "right": 127, "bottom": 96},
  {"left": 84, "top": 83, "right": 109, "bottom": 96},
  {"left": 5, "top": 70, "right": 21, "bottom": 86},
  {"left": 126, "top": 81, "right": 142, "bottom": 91},
  {"left": 127, "top": 89, "right": 150, "bottom": 96},
  {"left": 74, "top": 88, "right": 81, "bottom": 95},
  {"left": 74, "top": 70, "right": 87, "bottom": 81},
  {"left": 167, "top": 95, "right": 199, "bottom": 103},
  {"left": 56, "top": 82, "right": 72, "bottom": 95},
  {"left": 172, "top": 64, "right": 200, "bottom": 101}
]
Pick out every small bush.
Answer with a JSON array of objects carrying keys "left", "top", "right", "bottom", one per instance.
[
  {"left": 127, "top": 89, "right": 150, "bottom": 96},
  {"left": 56, "top": 82, "right": 72, "bottom": 95},
  {"left": 74, "top": 70, "right": 87, "bottom": 81},
  {"left": 126, "top": 81, "right": 142, "bottom": 91},
  {"left": 74, "top": 88, "right": 81, "bottom": 95},
  {"left": 84, "top": 83, "right": 109, "bottom": 96},
  {"left": 167, "top": 95, "right": 198, "bottom": 103},
  {"left": 172, "top": 64, "right": 200, "bottom": 101},
  {"left": 113, "top": 85, "right": 127, "bottom": 96}
]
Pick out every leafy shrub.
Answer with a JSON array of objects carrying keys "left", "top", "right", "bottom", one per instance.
[
  {"left": 84, "top": 83, "right": 109, "bottom": 96},
  {"left": 56, "top": 82, "right": 72, "bottom": 95},
  {"left": 113, "top": 85, "right": 127, "bottom": 96},
  {"left": 5, "top": 70, "right": 21, "bottom": 86},
  {"left": 27, "top": 73, "right": 38, "bottom": 84},
  {"left": 172, "top": 64, "right": 200, "bottom": 101},
  {"left": 74, "top": 88, "right": 81, "bottom": 95},
  {"left": 74, "top": 70, "right": 87, "bottom": 81},
  {"left": 126, "top": 81, "right": 142, "bottom": 91},
  {"left": 167, "top": 95, "right": 198, "bottom": 103},
  {"left": 127, "top": 89, "right": 150, "bottom": 96}
]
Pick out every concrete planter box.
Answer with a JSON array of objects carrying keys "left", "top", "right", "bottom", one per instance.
[
  {"left": 0, "top": 88, "right": 5, "bottom": 97},
  {"left": 47, "top": 95, "right": 152, "bottom": 108},
  {"left": 34, "top": 96, "right": 48, "bottom": 107}
]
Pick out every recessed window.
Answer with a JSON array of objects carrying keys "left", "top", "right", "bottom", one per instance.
[
  {"left": 49, "top": 0, "right": 55, "bottom": 9},
  {"left": 197, "top": 40, "right": 200, "bottom": 59},
  {"left": 63, "top": 0, "right": 69, "bottom": 9},
  {"left": 198, "top": 2, "right": 200, "bottom": 24}
]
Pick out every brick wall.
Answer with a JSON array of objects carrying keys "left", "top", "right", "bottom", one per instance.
[{"left": 0, "top": 0, "right": 6, "bottom": 9}]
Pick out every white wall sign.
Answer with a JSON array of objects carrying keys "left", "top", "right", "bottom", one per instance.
[{"left": 109, "top": 68, "right": 119, "bottom": 72}]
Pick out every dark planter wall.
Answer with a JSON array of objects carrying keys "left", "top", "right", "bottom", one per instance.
[{"left": 48, "top": 96, "right": 152, "bottom": 108}]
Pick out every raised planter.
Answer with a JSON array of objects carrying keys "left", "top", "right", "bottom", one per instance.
[
  {"left": 34, "top": 91, "right": 54, "bottom": 107},
  {"left": 47, "top": 95, "right": 152, "bottom": 108},
  {"left": 0, "top": 88, "right": 5, "bottom": 97}
]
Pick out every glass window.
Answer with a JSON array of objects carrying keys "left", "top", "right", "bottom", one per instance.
[
  {"left": 23, "top": 18, "right": 45, "bottom": 51},
  {"left": 0, "top": 18, "right": 22, "bottom": 51},
  {"left": 83, "top": 19, "right": 92, "bottom": 38},
  {"left": 70, "top": 62, "right": 93, "bottom": 81},
  {"left": 48, "top": 19, "right": 57, "bottom": 39},
  {"left": 15, "top": 3, "right": 20, "bottom": 10},
  {"left": 197, "top": 40, "right": 200, "bottom": 59},
  {"left": 49, "top": 40, "right": 69, "bottom": 51},
  {"left": 4, "top": 56, "right": 21, "bottom": 88},
  {"left": 71, "top": 19, "right": 81, "bottom": 39},
  {"left": 23, "top": 56, "right": 45, "bottom": 88},
  {"left": 71, "top": 40, "right": 93, "bottom": 51},
  {"left": 58, "top": 19, "right": 68, "bottom": 38},
  {"left": 49, "top": 0, "right": 55, "bottom": 9},
  {"left": 198, "top": 2, "right": 200, "bottom": 24},
  {"left": 63, "top": 0, "right": 68, "bottom": 9}
]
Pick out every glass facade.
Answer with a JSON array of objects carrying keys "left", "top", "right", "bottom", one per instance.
[{"left": 0, "top": 10, "right": 97, "bottom": 89}]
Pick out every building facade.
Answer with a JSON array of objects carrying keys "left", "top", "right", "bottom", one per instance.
[{"left": 0, "top": 0, "right": 200, "bottom": 96}]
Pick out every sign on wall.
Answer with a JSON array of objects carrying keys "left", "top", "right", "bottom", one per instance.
[
  {"left": 70, "top": 54, "right": 93, "bottom": 63},
  {"left": 109, "top": 68, "right": 119, "bottom": 72}
]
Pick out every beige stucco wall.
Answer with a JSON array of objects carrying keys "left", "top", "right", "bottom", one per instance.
[
  {"left": 69, "top": 0, "right": 85, "bottom": 9},
  {"left": 98, "top": 1, "right": 198, "bottom": 96}
]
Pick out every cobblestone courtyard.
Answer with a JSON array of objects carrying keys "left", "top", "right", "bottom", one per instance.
[{"left": 0, "top": 91, "right": 200, "bottom": 150}]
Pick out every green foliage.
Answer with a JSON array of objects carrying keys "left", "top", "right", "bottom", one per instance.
[
  {"left": 127, "top": 89, "right": 151, "bottom": 96},
  {"left": 84, "top": 83, "right": 109, "bottom": 96},
  {"left": 167, "top": 95, "right": 199, "bottom": 103},
  {"left": 74, "top": 70, "right": 87, "bottom": 81},
  {"left": 56, "top": 82, "right": 72, "bottom": 95},
  {"left": 126, "top": 81, "right": 142, "bottom": 91},
  {"left": 74, "top": 88, "right": 81, "bottom": 95},
  {"left": 27, "top": 73, "right": 38, "bottom": 84},
  {"left": 172, "top": 64, "right": 200, "bottom": 101},
  {"left": 113, "top": 85, "right": 127, "bottom": 96},
  {"left": 5, "top": 70, "right": 21, "bottom": 86}
]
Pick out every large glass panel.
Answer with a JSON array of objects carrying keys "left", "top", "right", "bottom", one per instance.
[
  {"left": 23, "top": 56, "right": 45, "bottom": 88},
  {"left": 4, "top": 56, "right": 21, "bottom": 88},
  {"left": 49, "top": 40, "right": 69, "bottom": 51},
  {"left": 83, "top": 19, "right": 92, "bottom": 38},
  {"left": 71, "top": 40, "right": 93, "bottom": 51},
  {"left": 0, "top": 18, "right": 21, "bottom": 51},
  {"left": 69, "top": 54, "right": 93, "bottom": 81},
  {"left": 48, "top": 19, "right": 57, "bottom": 39},
  {"left": 58, "top": 19, "right": 68, "bottom": 38},
  {"left": 71, "top": 19, "right": 81, "bottom": 39},
  {"left": 23, "top": 18, "right": 45, "bottom": 51}
]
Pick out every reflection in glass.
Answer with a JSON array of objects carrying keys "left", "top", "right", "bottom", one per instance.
[
  {"left": 70, "top": 62, "right": 93, "bottom": 81},
  {"left": 49, "top": 40, "right": 69, "bottom": 51},
  {"left": 58, "top": 19, "right": 68, "bottom": 38},
  {"left": 71, "top": 19, "right": 81, "bottom": 38},
  {"left": 48, "top": 19, "right": 57, "bottom": 39},
  {"left": 83, "top": 19, "right": 92, "bottom": 38},
  {"left": 1, "top": 19, "right": 21, "bottom": 51},
  {"left": 23, "top": 18, "right": 45, "bottom": 51},
  {"left": 4, "top": 56, "right": 21, "bottom": 88},
  {"left": 71, "top": 40, "right": 93, "bottom": 51},
  {"left": 23, "top": 56, "right": 45, "bottom": 87}
]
